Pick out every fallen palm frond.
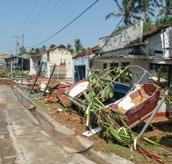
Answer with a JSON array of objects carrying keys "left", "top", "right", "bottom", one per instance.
[
  {"left": 97, "top": 107, "right": 166, "bottom": 163},
  {"left": 165, "top": 94, "right": 172, "bottom": 105}
]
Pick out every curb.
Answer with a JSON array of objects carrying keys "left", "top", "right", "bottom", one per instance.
[
  {"left": 11, "top": 86, "right": 94, "bottom": 148},
  {"left": 12, "top": 86, "right": 75, "bottom": 135}
]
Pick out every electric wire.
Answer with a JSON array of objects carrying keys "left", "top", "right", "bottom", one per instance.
[
  {"left": 23, "top": 0, "right": 53, "bottom": 32},
  {"left": 89, "top": 17, "right": 124, "bottom": 67},
  {"left": 28, "top": 0, "right": 99, "bottom": 48},
  {"left": 15, "top": 0, "right": 40, "bottom": 34},
  {"left": 28, "top": 0, "right": 63, "bottom": 31}
]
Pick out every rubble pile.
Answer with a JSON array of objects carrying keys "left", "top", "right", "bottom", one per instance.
[
  {"left": 0, "top": 78, "right": 17, "bottom": 85},
  {"left": 29, "top": 65, "right": 172, "bottom": 163},
  {"left": 47, "top": 82, "right": 73, "bottom": 107}
]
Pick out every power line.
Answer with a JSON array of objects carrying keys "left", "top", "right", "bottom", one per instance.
[
  {"left": 100, "top": 17, "right": 124, "bottom": 52},
  {"left": 28, "top": 0, "right": 63, "bottom": 31},
  {"left": 28, "top": 0, "right": 99, "bottom": 48},
  {"left": 15, "top": 0, "right": 40, "bottom": 34},
  {"left": 89, "top": 17, "right": 124, "bottom": 66},
  {"left": 23, "top": 0, "right": 53, "bottom": 32}
]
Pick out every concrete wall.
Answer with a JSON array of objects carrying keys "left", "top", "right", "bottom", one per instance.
[
  {"left": 143, "top": 33, "right": 163, "bottom": 57},
  {"left": 92, "top": 57, "right": 150, "bottom": 84},
  {"left": 41, "top": 48, "right": 72, "bottom": 81},
  {"left": 29, "top": 56, "right": 41, "bottom": 76},
  {"left": 100, "top": 21, "right": 143, "bottom": 52},
  {"left": 142, "top": 27, "right": 172, "bottom": 59},
  {"left": 161, "top": 27, "right": 172, "bottom": 58},
  {"left": 49, "top": 48, "right": 72, "bottom": 79}
]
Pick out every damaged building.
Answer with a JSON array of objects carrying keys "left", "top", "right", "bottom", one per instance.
[
  {"left": 92, "top": 21, "right": 172, "bottom": 88},
  {"left": 30, "top": 45, "right": 73, "bottom": 82}
]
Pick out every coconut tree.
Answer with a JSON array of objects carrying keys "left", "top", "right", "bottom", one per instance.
[
  {"left": 49, "top": 44, "right": 56, "bottom": 49},
  {"left": 136, "top": 0, "right": 163, "bottom": 21},
  {"left": 106, "top": 0, "right": 163, "bottom": 25},
  {"left": 106, "top": 0, "right": 141, "bottom": 26},
  {"left": 159, "top": 0, "right": 171, "bottom": 16}
]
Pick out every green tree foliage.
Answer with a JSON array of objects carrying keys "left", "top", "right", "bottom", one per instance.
[
  {"left": 41, "top": 45, "right": 46, "bottom": 52},
  {"left": 106, "top": 0, "right": 163, "bottom": 26},
  {"left": 67, "top": 44, "right": 73, "bottom": 52},
  {"left": 29, "top": 47, "right": 41, "bottom": 56},
  {"left": 143, "top": 15, "right": 172, "bottom": 32},
  {"left": 106, "top": 0, "right": 139, "bottom": 26},
  {"left": 49, "top": 44, "right": 56, "bottom": 49},
  {"left": 159, "top": 0, "right": 172, "bottom": 16},
  {"left": 74, "top": 39, "right": 85, "bottom": 53}
]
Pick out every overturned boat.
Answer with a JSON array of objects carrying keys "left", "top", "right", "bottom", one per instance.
[{"left": 108, "top": 83, "right": 160, "bottom": 127}]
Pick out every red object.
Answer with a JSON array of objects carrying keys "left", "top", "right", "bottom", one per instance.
[
  {"left": 47, "top": 82, "right": 73, "bottom": 107},
  {"left": 47, "top": 96, "right": 58, "bottom": 103},
  {"left": 58, "top": 94, "right": 72, "bottom": 108},
  {"left": 137, "top": 146, "right": 163, "bottom": 163},
  {"left": 111, "top": 83, "right": 160, "bottom": 127}
]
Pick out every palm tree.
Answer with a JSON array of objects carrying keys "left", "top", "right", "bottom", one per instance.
[
  {"left": 41, "top": 45, "right": 46, "bottom": 52},
  {"left": 160, "top": 0, "right": 171, "bottom": 15},
  {"left": 106, "top": 0, "right": 140, "bottom": 26},
  {"left": 106, "top": 0, "right": 163, "bottom": 25},
  {"left": 137, "top": 0, "right": 163, "bottom": 21}
]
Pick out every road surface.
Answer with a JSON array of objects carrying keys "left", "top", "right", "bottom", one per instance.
[
  {"left": 0, "top": 85, "right": 97, "bottom": 164},
  {"left": 0, "top": 85, "right": 132, "bottom": 164}
]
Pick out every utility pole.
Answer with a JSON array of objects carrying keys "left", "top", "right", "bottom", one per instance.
[
  {"left": 12, "top": 34, "right": 24, "bottom": 85},
  {"left": 11, "top": 38, "right": 19, "bottom": 79},
  {"left": 21, "top": 34, "right": 24, "bottom": 85}
]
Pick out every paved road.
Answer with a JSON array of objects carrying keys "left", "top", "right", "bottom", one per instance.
[{"left": 0, "top": 85, "right": 96, "bottom": 164}]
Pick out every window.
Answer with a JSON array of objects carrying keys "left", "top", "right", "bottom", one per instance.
[
  {"left": 103, "top": 63, "right": 108, "bottom": 69},
  {"left": 121, "top": 62, "right": 129, "bottom": 67},
  {"left": 110, "top": 63, "right": 118, "bottom": 69}
]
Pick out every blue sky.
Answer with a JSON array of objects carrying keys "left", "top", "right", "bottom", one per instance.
[{"left": 0, "top": 0, "right": 119, "bottom": 54}]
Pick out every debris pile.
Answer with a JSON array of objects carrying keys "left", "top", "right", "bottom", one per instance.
[
  {"left": 28, "top": 65, "right": 172, "bottom": 163},
  {"left": 47, "top": 82, "right": 73, "bottom": 107},
  {"left": 0, "top": 78, "right": 17, "bottom": 85}
]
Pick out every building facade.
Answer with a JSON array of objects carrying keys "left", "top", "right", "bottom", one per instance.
[
  {"left": 72, "top": 46, "right": 99, "bottom": 82},
  {"left": 41, "top": 45, "right": 73, "bottom": 81},
  {"left": 93, "top": 22, "right": 172, "bottom": 87}
]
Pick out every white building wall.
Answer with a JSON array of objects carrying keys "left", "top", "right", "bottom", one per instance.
[
  {"left": 142, "top": 27, "right": 172, "bottom": 59},
  {"left": 41, "top": 48, "right": 73, "bottom": 80},
  {"left": 29, "top": 57, "right": 41, "bottom": 76},
  {"left": 143, "top": 33, "right": 163, "bottom": 57},
  {"left": 161, "top": 27, "right": 172, "bottom": 58},
  {"left": 29, "top": 58, "right": 35, "bottom": 75},
  {"left": 49, "top": 48, "right": 72, "bottom": 79}
]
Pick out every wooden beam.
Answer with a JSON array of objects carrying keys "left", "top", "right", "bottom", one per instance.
[
  {"left": 30, "top": 62, "right": 43, "bottom": 94},
  {"left": 43, "top": 64, "right": 56, "bottom": 96}
]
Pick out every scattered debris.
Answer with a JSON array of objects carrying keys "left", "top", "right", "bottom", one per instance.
[
  {"left": 26, "top": 65, "right": 172, "bottom": 163},
  {"left": 47, "top": 82, "right": 73, "bottom": 107},
  {"left": 65, "top": 65, "right": 172, "bottom": 162},
  {"left": 82, "top": 127, "right": 103, "bottom": 137},
  {"left": 26, "top": 104, "right": 35, "bottom": 110},
  {"left": 56, "top": 108, "right": 63, "bottom": 112}
]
